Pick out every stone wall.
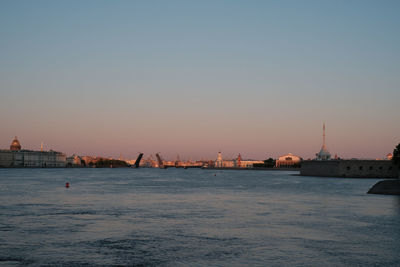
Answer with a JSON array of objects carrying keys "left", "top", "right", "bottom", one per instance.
[
  {"left": 301, "top": 160, "right": 398, "bottom": 178},
  {"left": 300, "top": 160, "right": 340, "bottom": 177},
  {"left": 338, "top": 160, "right": 397, "bottom": 178}
]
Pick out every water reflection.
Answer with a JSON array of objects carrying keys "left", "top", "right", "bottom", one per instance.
[{"left": 394, "top": 195, "right": 400, "bottom": 213}]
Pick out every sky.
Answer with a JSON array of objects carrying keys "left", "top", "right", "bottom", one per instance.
[{"left": 0, "top": 0, "right": 399, "bottom": 160}]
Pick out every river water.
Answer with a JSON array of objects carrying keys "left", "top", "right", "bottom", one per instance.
[{"left": 0, "top": 168, "right": 399, "bottom": 266}]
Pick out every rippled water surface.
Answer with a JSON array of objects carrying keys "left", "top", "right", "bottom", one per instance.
[{"left": 0, "top": 168, "right": 399, "bottom": 266}]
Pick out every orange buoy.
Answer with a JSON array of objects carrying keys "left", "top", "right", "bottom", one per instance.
[{"left": 65, "top": 182, "right": 70, "bottom": 188}]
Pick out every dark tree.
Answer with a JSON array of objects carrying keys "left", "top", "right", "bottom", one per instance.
[
  {"left": 393, "top": 143, "right": 400, "bottom": 167},
  {"left": 264, "top": 158, "right": 276, "bottom": 168},
  {"left": 95, "top": 159, "right": 129, "bottom": 168}
]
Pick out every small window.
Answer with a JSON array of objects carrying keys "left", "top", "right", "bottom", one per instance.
[
  {"left": 359, "top": 166, "right": 363, "bottom": 170},
  {"left": 369, "top": 166, "right": 373, "bottom": 170},
  {"left": 379, "top": 166, "right": 383, "bottom": 170},
  {"left": 347, "top": 166, "right": 351, "bottom": 171},
  {"left": 389, "top": 166, "right": 392, "bottom": 170}
]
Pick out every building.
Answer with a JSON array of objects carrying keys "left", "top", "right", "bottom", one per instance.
[
  {"left": 10, "top": 136, "right": 21, "bottom": 151},
  {"left": 221, "top": 160, "right": 235, "bottom": 168},
  {"left": 66, "top": 154, "right": 84, "bottom": 167},
  {"left": 235, "top": 153, "right": 242, "bottom": 167},
  {"left": 140, "top": 155, "right": 157, "bottom": 168},
  {"left": 316, "top": 123, "right": 331, "bottom": 160},
  {"left": 300, "top": 123, "right": 399, "bottom": 178},
  {"left": 233, "top": 153, "right": 264, "bottom": 168},
  {"left": 214, "top": 152, "right": 263, "bottom": 168},
  {"left": 301, "top": 160, "right": 398, "bottom": 178},
  {"left": 0, "top": 137, "right": 66, "bottom": 167},
  {"left": 215, "top": 152, "right": 223, "bottom": 167},
  {"left": 276, "top": 153, "right": 302, "bottom": 168},
  {"left": 240, "top": 160, "right": 265, "bottom": 168},
  {"left": 214, "top": 152, "right": 235, "bottom": 168}
]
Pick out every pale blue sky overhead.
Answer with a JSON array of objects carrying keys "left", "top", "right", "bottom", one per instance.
[{"left": 1, "top": 0, "right": 399, "bottom": 160}]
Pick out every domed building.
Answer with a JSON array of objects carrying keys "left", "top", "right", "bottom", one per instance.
[
  {"left": 10, "top": 136, "right": 21, "bottom": 151},
  {"left": 0, "top": 136, "right": 66, "bottom": 167},
  {"left": 316, "top": 124, "right": 331, "bottom": 160},
  {"left": 276, "top": 153, "right": 302, "bottom": 168}
]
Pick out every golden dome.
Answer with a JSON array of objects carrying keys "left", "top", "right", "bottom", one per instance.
[{"left": 10, "top": 136, "right": 21, "bottom": 151}]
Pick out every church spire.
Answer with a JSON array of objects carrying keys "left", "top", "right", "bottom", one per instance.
[{"left": 316, "top": 123, "right": 331, "bottom": 160}]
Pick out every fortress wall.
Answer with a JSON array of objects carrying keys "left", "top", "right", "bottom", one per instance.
[
  {"left": 301, "top": 160, "right": 398, "bottom": 178},
  {"left": 300, "top": 160, "right": 340, "bottom": 177},
  {"left": 338, "top": 160, "right": 398, "bottom": 178}
]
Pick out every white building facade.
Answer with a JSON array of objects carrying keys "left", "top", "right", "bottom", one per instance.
[
  {"left": 0, "top": 137, "right": 66, "bottom": 167},
  {"left": 276, "top": 153, "right": 302, "bottom": 168}
]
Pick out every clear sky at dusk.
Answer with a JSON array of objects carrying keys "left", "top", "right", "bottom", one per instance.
[{"left": 1, "top": 0, "right": 399, "bottom": 160}]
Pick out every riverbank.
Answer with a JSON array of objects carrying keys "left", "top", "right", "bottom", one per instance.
[{"left": 368, "top": 179, "right": 400, "bottom": 195}]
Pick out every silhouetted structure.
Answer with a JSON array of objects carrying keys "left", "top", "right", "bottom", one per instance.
[{"left": 134, "top": 153, "right": 144, "bottom": 168}]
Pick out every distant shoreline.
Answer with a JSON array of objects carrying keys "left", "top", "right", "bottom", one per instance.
[
  {"left": 0, "top": 166, "right": 300, "bottom": 171},
  {"left": 203, "top": 167, "right": 300, "bottom": 171}
]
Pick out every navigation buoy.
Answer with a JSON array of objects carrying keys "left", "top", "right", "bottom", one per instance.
[{"left": 65, "top": 182, "right": 70, "bottom": 188}]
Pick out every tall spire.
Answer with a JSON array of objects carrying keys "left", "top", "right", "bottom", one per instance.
[{"left": 316, "top": 123, "right": 331, "bottom": 160}]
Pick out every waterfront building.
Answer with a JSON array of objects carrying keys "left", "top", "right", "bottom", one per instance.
[
  {"left": 220, "top": 159, "right": 235, "bottom": 168},
  {"left": 140, "top": 155, "right": 157, "bottom": 168},
  {"left": 215, "top": 152, "right": 262, "bottom": 168},
  {"left": 276, "top": 153, "right": 302, "bottom": 168},
  {"left": 215, "top": 152, "right": 223, "bottom": 168},
  {"left": 223, "top": 160, "right": 235, "bottom": 168},
  {"left": 240, "top": 160, "right": 265, "bottom": 168},
  {"left": 233, "top": 154, "right": 264, "bottom": 168},
  {"left": 214, "top": 152, "right": 236, "bottom": 168},
  {"left": 235, "top": 154, "right": 242, "bottom": 167},
  {"left": 66, "top": 154, "right": 84, "bottom": 167},
  {"left": 0, "top": 137, "right": 66, "bottom": 167},
  {"left": 316, "top": 123, "right": 331, "bottom": 160}
]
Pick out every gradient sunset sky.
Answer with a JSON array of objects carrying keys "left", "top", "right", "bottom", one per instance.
[{"left": 1, "top": 0, "right": 399, "bottom": 160}]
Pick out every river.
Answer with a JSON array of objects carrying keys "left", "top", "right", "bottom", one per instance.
[{"left": 0, "top": 168, "right": 399, "bottom": 266}]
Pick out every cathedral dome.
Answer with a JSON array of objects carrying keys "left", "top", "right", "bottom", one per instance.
[{"left": 10, "top": 136, "right": 21, "bottom": 151}]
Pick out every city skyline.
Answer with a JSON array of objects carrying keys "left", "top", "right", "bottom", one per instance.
[
  {"left": 0, "top": 127, "right": 395, "bottom": 161},
  {"left": 1, "top": 1, "right": 399, "bottom": 160}
]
